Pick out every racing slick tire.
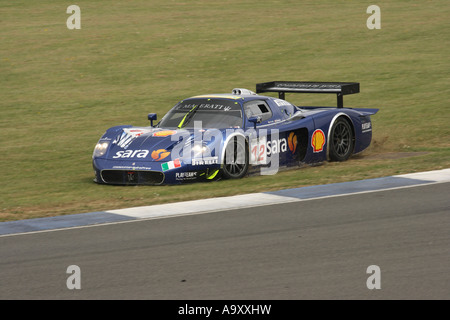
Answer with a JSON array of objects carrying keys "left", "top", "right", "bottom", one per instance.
[
  {"left": 222, "top": 136, "right": 249, "bottom": 179},
  {"left": 329, "top": 117, "right": 355, "bottom": 162}
]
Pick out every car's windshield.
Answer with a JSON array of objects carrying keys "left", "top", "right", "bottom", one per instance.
[{"left": 158, "top": 98, "right": 243, "bottom": 129}]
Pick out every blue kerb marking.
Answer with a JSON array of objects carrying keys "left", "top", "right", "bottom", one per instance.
[
  {"left": 0, "top": 212, "right": 135, "bottom": 236},
  {"left": 265, "top": 176, "right": 433, "bottom": 200}
]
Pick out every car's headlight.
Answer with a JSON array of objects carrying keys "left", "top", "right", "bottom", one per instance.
[
  {"left": 93, "top": 141, "right": 110, "bottom": 158},
  {"left": 192, "top": 143, "right": 211, "bottom": 158}
]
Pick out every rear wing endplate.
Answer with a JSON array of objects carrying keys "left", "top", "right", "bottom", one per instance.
[{"left": 256, "top": 81, "right": 360, "bottom": 108}]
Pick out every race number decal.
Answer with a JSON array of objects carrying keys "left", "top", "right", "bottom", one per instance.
[{"left": 250, "top": 135, "right": 267, "bottom": 165}]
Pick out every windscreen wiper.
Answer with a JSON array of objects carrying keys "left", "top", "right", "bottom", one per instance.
[{"left": 177, "top": 104, "right": 200, "bottom": 129}]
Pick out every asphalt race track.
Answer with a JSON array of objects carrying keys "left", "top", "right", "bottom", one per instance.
[{"left": 0, "top": 175, "right": 449, "bottom": 299}]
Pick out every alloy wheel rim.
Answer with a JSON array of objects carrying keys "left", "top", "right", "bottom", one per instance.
[
  {"left": 333, "top": 123, "right": 350, "bottom": 157},
  {"left": 224, "top": 138, "right": 246, "bottom": 177}
]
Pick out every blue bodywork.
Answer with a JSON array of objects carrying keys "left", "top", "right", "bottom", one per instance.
[{"left": 92, "top": 86, "right": 378, "bottom": 185}]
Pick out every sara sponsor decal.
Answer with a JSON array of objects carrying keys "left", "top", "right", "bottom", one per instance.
[
  {"left": 266, "top": 138, "right": 287, "bottom": 156},
  {"left": 311, "top": 129, "right": 325, "bottom": 153},
  {"left": 162, "top": 159, "right": 181, "bottom": 171},
  {"left": 112, "top": 149, "right": 149, "bottom": 159},
  {"left": 151, "top": 149, "right": 170, "bottom": 161},
  {"left": 250, "top": 135, "right": 288, "bottom": 165}
]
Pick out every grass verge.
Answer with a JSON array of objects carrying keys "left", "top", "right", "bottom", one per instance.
[{"left": 1, "top": 1, "right": 449, "bottom": 221}]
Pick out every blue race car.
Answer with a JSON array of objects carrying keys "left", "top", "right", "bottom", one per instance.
[{"left": 92, "top": 81, "right": 378, "bottom": 185}]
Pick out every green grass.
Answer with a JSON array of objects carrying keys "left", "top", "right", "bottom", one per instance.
[{"left": 1, "top": 0, "right": 449, "bottom": 221}]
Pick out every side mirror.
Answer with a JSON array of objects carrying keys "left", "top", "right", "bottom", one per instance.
[
  {"left": 248, "top": 116, "right": 262, "bottom": 130},
  {"left": 148, "top": 113, "right": 157, "bottom": 127}
]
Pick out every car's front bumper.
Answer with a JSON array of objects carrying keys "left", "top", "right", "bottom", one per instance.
[{"left": 93, "top": 157, "right": 221, "bottom": 185}]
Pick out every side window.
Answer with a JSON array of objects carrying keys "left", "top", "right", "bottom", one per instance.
[{"left": 244, "top": 100, "right": 273, "bottom": 122}]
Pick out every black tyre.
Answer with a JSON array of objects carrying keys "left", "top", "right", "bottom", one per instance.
[
  {"left": 329, "top": 117, "right": 354, "bottom": 162},
  {"left": 222, "top": 136, "right": 249, "bottom": 179}
]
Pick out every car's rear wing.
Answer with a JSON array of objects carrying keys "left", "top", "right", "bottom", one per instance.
[{"left": 256, "top": 81, "right": 360, "bottom": 108}]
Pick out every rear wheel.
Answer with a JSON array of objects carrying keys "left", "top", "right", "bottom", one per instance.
[
  {"left": 329, "top": 117, "right": 354, "bottom": 162},
  {"left": 222, "top": 136, "right": 249, "bottom": 179}
]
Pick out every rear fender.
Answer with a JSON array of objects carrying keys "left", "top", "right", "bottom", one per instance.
[{"left": 326, "top": 112, "right": 355, "bottom": 161}]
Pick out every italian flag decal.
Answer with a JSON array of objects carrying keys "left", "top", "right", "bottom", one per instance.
[{"left": 161, "top": 159, "right": 181, "bottom": 172}]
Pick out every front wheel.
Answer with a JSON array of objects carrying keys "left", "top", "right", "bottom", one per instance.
[
  {"left": 329, "top": 117, "right": 354, "bottom": 162},
  {"left": 222, "top": 136, "right": 249, "bottom": 179}
]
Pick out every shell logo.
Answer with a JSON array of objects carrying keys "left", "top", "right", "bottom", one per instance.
[
  {"left": 288, "top": 132, "right": 297, "bottom": 154},
  {"left": 151, "top": 149, "right": 171, "bottom": 161},
  {"left": 311, "top": 129, "right": 325, "bottom": 153},
  {"left": 152, "top": 130, "right": 177, "bottom": 137}
]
